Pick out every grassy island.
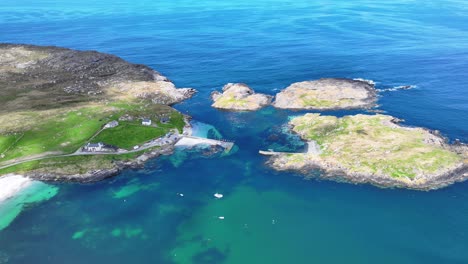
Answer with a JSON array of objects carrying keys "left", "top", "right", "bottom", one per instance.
[{"left": 269, "top": 114, "right": 467, "bottom": 189}]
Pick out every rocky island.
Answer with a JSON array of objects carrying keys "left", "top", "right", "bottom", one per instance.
[
  {"left": 273, "top": 78, "right": 377, "bottom": 110},
  {"left": 0, "top": 44, "right": 199, "bottom": 182},
  {"left": 211, "top": 83, "right": 272, "bottom": 111},
  {"left": 266, "top": 113, "right": 468, "bottom": 190}
]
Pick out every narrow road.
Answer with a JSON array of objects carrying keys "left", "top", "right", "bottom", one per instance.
[
  {"left": 0, "top": 135, "right": 234, "bottom": 171},
  {"left": 0, "top": 135, "right": 180, "bottom": 170}
]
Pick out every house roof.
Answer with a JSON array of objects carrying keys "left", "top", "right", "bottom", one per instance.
[{"left": 86, "top": 142, "right": 103, "bottom": 148}]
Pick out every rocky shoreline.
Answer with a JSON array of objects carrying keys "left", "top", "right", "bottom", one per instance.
[
  {"left": 22, "top": 144, "right": 177, "bottom": 183},
  {"left": 268, "top": 153, "right": 468, "bottom": 191},
  {"left": 266, "top": 114, "right": 468, "bottom": 190}
]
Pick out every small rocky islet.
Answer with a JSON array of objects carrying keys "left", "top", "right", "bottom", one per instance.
[
  {"left": 210, "top": 78, "right": 377, "bottom": 111},
  {"left": 272, "top": 78, "right": 377, "bottom": 110},
  {"left": 211, "top": 83, "right": 272, "bottom": 111}
]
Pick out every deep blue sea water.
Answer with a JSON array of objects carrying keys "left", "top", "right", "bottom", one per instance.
[{"left": 1, "top": 0, "right": 468, "bottom": 263}]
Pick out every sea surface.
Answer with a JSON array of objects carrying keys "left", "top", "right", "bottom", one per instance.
[{"left": 1, "top": 0, "right": 468, "bottom": 263}]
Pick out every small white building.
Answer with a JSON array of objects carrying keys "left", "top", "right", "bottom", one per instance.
[
  {"left": 83, "top": 142, "right": 104, "bottom": 152},
  {"left": 142, "top": 119, "right": 152, "bottom": 126},
  {"left": 104, "top": 120, "right": 119, "bottom": 129}
]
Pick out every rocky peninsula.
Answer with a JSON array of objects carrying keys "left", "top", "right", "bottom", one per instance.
[
  {"left": 0, "top": 43, "right": 198, "bottom": 182},
  {"left": 273, "top": 78, "right": 377, "bottom": 110},
  {"left": 211, "top": 83, "right": 272, "bottom": 111},
  {"left": 266, "top": 114, "right": 468, "bottom": 190}
]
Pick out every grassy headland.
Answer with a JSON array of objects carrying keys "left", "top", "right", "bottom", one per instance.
[{"left": 0, "top": 44, "right": 195, "bottom": 178}]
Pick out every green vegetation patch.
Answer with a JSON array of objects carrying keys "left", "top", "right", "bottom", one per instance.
[
  {"left": 92, "top": 122, "right": 167, "bottom": 150},
  {"left": 0, "top": 101, "right": 182, "bottom": 167},
  {"left": 289, "top": 114, "right": 463, "bottom": 179},
  {"left": 92, "top": 111, "right": 184, "bottom": 150},
  {"left": 299, "top": 94, "right": 334, "bottom": 108},
  {"left": 0, "top": 107, "right": 108, "bottom": 164},
  {"left": 0, "top": 134, "right": 23, "bottom": 154},
  {"left": 214, "top": 95, "right": 250, "bottom": 108}
]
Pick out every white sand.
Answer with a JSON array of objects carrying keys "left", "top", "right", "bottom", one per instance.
[{"left": 0, "top": 174, "right": 32, "bottom": 203}]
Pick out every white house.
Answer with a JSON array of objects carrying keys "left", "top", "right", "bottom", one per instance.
[
  {"left": 83, "top": 142, "right": 104, "bottom": 152},
  {"left": 142, "top": 119, "right": 152, "bottom": 126},
  {"left": 104, "top": 120, "right": 119, "bottom": 129}
]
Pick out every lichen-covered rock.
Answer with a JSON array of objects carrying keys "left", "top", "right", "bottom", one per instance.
[
  {"left": 267, "top": 113, "right": 468, "bottom": 190},
  {"left": 273, "top": 78, "right": 377, "bottom": 110},
  {"left": 211, "top": 83, "right": 272, "bottom": 111}
]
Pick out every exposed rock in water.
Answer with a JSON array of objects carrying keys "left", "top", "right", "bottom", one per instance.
[
  {"left": 211, "top": 83, "right": 272, "bottom": 111},
  {"left": 267, "top": 113, "right": 468, "bottom": 190},
  {"left": 273, "top": 78, "right": 377, "bottom": 110}
]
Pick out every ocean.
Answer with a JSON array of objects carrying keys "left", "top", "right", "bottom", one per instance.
[{"left": 1, "top": 0, "right": 468, "bottom": 263}]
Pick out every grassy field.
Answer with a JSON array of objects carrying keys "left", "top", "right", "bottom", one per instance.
[
  {"left": 0, "top": 107, "right": 106, "bottom": 163},
  {"left": 0, "top": 102, "right": 182, "bottom": 166},
  {"left": 92, "top": 122, "right": 167, "bottom": 150},
  {"left": 288, "top": 114, "right": 463, "bottom": 179},
  {"left": 0, "top": 134, "right": 23, "bottom": 154},
  {"left": 91, "top": 111, "right": 184, "bottom": 150}
]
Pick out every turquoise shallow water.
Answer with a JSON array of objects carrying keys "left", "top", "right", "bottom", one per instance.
[{"left": 1, "top": 0, "right": 468, "bottom": 263}]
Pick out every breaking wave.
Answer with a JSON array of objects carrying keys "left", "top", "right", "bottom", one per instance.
[
  {"left": 353, "top": 78, "right": 376, "bottom": 85},
  {"left": 377, "top": 85, "right": 417, "bottom": 92}
]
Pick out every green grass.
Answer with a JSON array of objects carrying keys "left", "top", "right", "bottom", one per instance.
[
  {"left": 92, "top": 122, "right": 168, "bottom": 150},
  {"left": 0, "top": 108, "right": 106, "bottom": 162},
  {"left": 213, "top": 95, "right": 249, "bottom": 108},
  {"left": 300, "top": 94, "right": 334, "bottom": 108},
  {"left": 0, "top": 101, "right": 184, "bottom": 166},
  {"left": 91, "top": 111, "right": 184, "bottom": 150},
  {"left": 158, "top": 111, "right": 185, "bottom": 133},
  {"left": 0, "top": 134, "right": 23, "bottom": 154}
]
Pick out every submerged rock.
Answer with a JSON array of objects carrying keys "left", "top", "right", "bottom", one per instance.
[
  {"left": 273, "top": 78, "right": 377, "bottom": 110},
  {"left": 267, "top": 113, "right": 468, "bottom": 190},
  {"left": 211, "top": 83, "right": 272, "bottom": 111}
]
